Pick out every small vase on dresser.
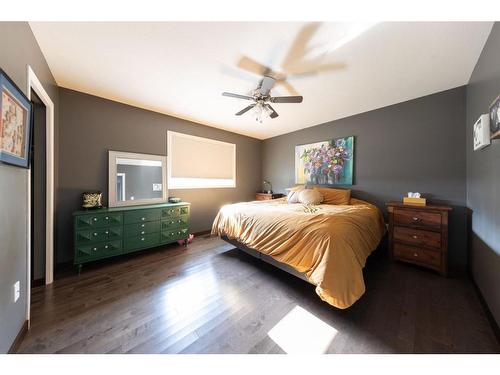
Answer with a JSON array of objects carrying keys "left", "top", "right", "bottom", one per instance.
[{"left": 386, "top": 201, "right": 452, "bottom": 276}]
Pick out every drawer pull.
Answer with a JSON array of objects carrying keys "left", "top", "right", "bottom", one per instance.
[
  {"left": 141, "top": 237, "right": 145, "bottom": 241},
  {"left": 93, "top": 218, "right": 98, "bottom": 222},
  {"left": 105, "top": 230, "right": 109, "bottom": 234},
  {"left": 413, "top": 252, "right": 418, "bottom": 257},
  {"left": 141, "top": 224, "right": 145, "bottom": 228},
  {"left": 412, "top": 235, "right": 418, "bottom": 239},
  {"left": 141, "top": 217, "right": 146, "bottom": 221},
  {"left": 105, "top": 245, "right": 109, "bottom": 249},
  {"left": 105, "top": 216, "right": 109, "bottom": 220},
  {"left": 171, "top": 221, "right": 174, "bottom": 224},
  {"left": 93, "top": 232, "right": 98, "bottom": 236},
  {"left": 93, "top": 247, "right": 97, "bottom": 251},
  {"left": 178, "top": 220, "right": 181, "bottom": 223},
  {"left": 412, "top": 217, "right": 421, "bottom": 222},
  {"left": 141, "top": 231, "right": 145, "bottom": 235}
]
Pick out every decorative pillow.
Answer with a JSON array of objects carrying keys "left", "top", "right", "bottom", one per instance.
[
  {"left": 298, "top": 189, "right": 324, "bottom": 205},
  {"left": 285, "top": 185, "right": 305, "bottom": 203},
  {"left": 313, "top": 187, "right": 351, "bottom": 205}
]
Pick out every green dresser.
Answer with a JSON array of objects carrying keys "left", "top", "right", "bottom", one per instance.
[{"left": 73, "top": 202, "right": 190, "bottom": 273}]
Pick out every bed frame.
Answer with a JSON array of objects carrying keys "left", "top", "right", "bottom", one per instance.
[{"left": 221, "top": 236, "right": 310, "bottom": 283}]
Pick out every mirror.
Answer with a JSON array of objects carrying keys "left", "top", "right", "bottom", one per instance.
[{"left": 108, "top": 151, "right": 167, "bottom": 207}]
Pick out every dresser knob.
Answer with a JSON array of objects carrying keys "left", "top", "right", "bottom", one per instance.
[
  {"left": 412, "top": 235, "right": 418, "bottom": 239},
  {"left": 93, "top": 218, "right": 98, "bottom": 222},
  {"left": 141, "top": 231, "right": 145, "bottom": 235},
  {"left": 171, "top": 221, "right": 174, "bottom": 224},
  {"left": 412, "top": 217, "right": 421, "bottom": 222},
  {"left": 105, "top": 216, "right": 109, "bottom": 220},
  {"left": 141, "top": 237, "right": 145, "bottom": 241},
  {"left": 413, "top": 252, "right": 418, "bottom": 257},
  {"left": 141, "top": 224, "right": 145, "bottom": 228},
  {"left": 93, "top": 232, "right": 98, "bottom": 236},
  {"left": 93, "top": 247, "right": 97, "bottom": 251},
  {"left": 105, "top": 231, "right": 109, "bottom": 234},
  {"left": 141, "top": 217, "right": 145, "bottom": 221},
  {"left": 105, "top": 245, "right": 108, "bottom": 249}
]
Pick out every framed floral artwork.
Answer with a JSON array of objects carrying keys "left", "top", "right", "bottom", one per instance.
[
  {"left": 0, "top": 68, "right": 33, "bottom": 168},
  {"left": 489, "top": 94, "right": 500, "bottom": 139},
  {"left": 295, "top": 136, "right": 354, "bottom": 185}
]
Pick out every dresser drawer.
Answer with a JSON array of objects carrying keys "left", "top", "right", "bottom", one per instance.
[
  {"left": 75, "top": 240, "right": 122, "bottom": 262},
  {"left": 75, "top": 212, "right": 123, "bottom": 229},
  {"left": 123, "top": 209, "right": 161, "bottom": 224},
  {"left": 76, "top": 226, "right": 123, "bottom": 244},
  {"left": 124, "top": 221, "right": 160, "bottom": 237},
  {"left": 161, "top": 205, "right": 189, "bottom": 219},
  {"left": 161, "top": 215, "right": 189, "bottom": 231},
  {"left": 161, "top": 227, "right": 189, "bottom": 243},
  {"left": 394, "top": 208, "right": 441, "bottom": 232},
  {"left": 393, "top": 243, "right": 441, "bottom": 268},
  {"left": 394, "top": 226, "right": 441, "bottom": 249},
  {"left": 123, "top": 232, "right": 160, "bottom": 253}
]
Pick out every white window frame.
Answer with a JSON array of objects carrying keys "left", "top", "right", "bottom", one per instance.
[{"left": 167, "top": 131, "right": 236, "bottom": 189}]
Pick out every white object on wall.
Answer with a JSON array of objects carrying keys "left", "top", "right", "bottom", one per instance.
[{"left": 473, "top": 114, "right": 491, "bottom": 151}]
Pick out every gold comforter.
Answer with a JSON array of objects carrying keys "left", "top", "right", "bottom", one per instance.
[{"left": 211, "top": 198, "right": 386, "bottom": 308}]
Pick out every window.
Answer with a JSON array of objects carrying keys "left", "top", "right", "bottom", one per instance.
[{"left": 167, "top": 131, "right": 236, "bottom": 189}]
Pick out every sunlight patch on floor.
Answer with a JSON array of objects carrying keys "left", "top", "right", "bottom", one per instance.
[{"left": 267, "top": 305, "right": 338, "bottom": 354}]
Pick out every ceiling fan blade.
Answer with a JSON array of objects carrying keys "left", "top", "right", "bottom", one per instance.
[
  {"left": 265, "top": 104, "right": 279, "bottom": 119},
  {"left": 222, "top": 92, "right": 254, "bottom": 101},
  {"left": 237, "top": 55, "right": 275, "bottom": 77},
  {"left": 235, "top": 104, "right": 256, "bottom": 116},
  {"left": 270, "top": 96, "right": 303, "bottom": 103},
  {"left": 259, "top": 76, "right": 276, "bottom": 96}
]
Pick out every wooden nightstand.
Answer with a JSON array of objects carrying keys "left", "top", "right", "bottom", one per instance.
[
  {"left": 386, "top": 202, "right": 452, "bottom": 276},
  {"left": 255, "top": 193, "right": 285, "bottom": 201}
]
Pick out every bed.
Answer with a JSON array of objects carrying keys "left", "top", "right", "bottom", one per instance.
[{"left": 211, "top": 197, "right": 386, "bottom": 309}]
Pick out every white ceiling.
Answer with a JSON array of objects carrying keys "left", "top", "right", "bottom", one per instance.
[{"left": 30, "top": 22, "right": 493, "bottom": 140}]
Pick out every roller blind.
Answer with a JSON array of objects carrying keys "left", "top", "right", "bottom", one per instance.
[{"left": 167, "top": 131, "right": 236, "bottom": 189}]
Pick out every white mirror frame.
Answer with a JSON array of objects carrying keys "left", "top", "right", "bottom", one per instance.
[{"left": 108, "top": 150, "right": 168, "bottom": 207}]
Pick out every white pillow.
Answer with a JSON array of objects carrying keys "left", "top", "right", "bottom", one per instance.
[
  {"left": 286, "top": 185, "right": 305, "bottom": 204},
  {"left": 298, "top": 189, "right": 324, "bottom": 205}
]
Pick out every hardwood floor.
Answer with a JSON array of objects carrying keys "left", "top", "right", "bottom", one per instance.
[{"left": 17, "top": 235, "right": 499, "bottom": 354}]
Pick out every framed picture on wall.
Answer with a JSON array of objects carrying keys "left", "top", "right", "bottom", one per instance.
[
  {"left": 0, "top": 68, "right": 33, "bottom": 168},
  {"left": 489, "top": 94, "right": 500, "bottom": 139},
  {"left": 295, "top": 136, "right": 355, "bottom": 185}
]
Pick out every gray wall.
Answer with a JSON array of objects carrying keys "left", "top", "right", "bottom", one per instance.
[
  {"left": 57, "top": 88, "right": 262, "bottom": 264},
  {"left": 0, "top": 22, "right": 59, "bottom": 353},
  {"left": 263, "top": 87, "right": 468, "bottom": 271},
  {"left": 466, "top": 23, "right": 500, "bottom": 326}
]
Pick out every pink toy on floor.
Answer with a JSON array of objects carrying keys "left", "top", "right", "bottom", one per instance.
[{"left": 177, "top": 234, "right": 194, "bottom": 246}]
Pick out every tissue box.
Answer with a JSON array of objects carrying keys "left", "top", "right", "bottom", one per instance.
[{"left": 403, "top": 197, "right": 426, "bottom": 206}]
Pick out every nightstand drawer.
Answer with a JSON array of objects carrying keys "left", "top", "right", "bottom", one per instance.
[
  {"left": 394, "top": 226, "right": 441, "bottom": 249},
  {"left": 393, "top": 243, "right": 441, "bottom": 268},
  {"left": 394, "top": 208, "right": 441, "bottom": 231}
]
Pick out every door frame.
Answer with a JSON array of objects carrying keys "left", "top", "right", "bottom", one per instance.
[{"left": 26, "top": 65, "right": 55, "bottom": 322}]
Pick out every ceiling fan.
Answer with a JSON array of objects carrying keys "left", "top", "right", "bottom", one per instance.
[{"left": 222, "top": 76, "right": 303, "bottom": 122}]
